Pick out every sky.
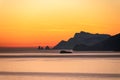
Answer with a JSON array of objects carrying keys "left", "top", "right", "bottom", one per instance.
[{"left": 0, "top": 0, "right": 120, "bottom": 47}]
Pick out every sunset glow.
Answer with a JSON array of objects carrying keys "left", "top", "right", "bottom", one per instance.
[{"left": 0, "top": 0, "right": 120, "bottom": 47}]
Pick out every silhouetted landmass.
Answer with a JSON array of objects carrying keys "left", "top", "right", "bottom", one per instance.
[
  {"left": 101, "top": 33, "right": 120, "bottom": 51},
  {"left": 53, "top": 40, "right": 68, "bottom": 49},
  {"left": 53, "top": 31, "right": 110, "bottom": 49},
  {"left": 45, "top": 46, "right": 50, "bottom": 50},
  {"left": 73, "top": 33, "right": 120, "bottom": 51},
  {"left": 73, "top": 44, "right": 90, "bottom": 51}
]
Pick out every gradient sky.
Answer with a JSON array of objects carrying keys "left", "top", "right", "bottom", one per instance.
[{"left": 0, "top": 0, "right": 120, "bottom": 47}]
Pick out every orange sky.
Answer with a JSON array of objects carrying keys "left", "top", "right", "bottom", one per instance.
[{"left": 0, "top": 0, "right": 120, "bottom": 47}]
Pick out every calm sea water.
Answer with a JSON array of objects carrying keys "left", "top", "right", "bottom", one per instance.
[{"left": 0, "top": 52, "right": 120, "bottom": 80}]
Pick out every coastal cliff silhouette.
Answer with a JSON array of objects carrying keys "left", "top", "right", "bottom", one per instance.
[{"left": 53, "top": 31, "right": 120, "bottom": 51}]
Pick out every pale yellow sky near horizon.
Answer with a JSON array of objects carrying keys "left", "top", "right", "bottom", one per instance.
[{"left": 0, "top": 0, "right": 120, "bottom": 47}]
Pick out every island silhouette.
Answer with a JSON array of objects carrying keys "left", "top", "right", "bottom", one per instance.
[{"left": 53, "top": 31, "right": 120, "bottom": 51}]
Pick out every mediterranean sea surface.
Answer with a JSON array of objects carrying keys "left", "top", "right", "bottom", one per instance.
[{"left": 0, "top": 50, "right": 120, "bottom": 80}]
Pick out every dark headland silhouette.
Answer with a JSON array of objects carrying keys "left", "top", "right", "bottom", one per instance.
[{"left": 53, "top": 31, "right": 120, "bottom": 51}]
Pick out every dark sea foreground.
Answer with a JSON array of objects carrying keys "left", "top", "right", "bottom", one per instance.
[
  {"left": 0, "top": 48, "right": 119, "bottom": 59},
  {"left": 0, "top": 47, "right": 120, "bottom": 53},
  {"left": 0, "top": 47, "right": 120, "bottom": 58},
  {"left": 0, "top": 72, "right": 120, "bottom": 77},
  {"left": 0, "top": 47, "right": 59, "bottom": 53}
]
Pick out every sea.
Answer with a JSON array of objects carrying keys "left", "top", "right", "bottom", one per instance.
[{"left": 0, "top": 48, "right": 120, "bottom": 80}]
